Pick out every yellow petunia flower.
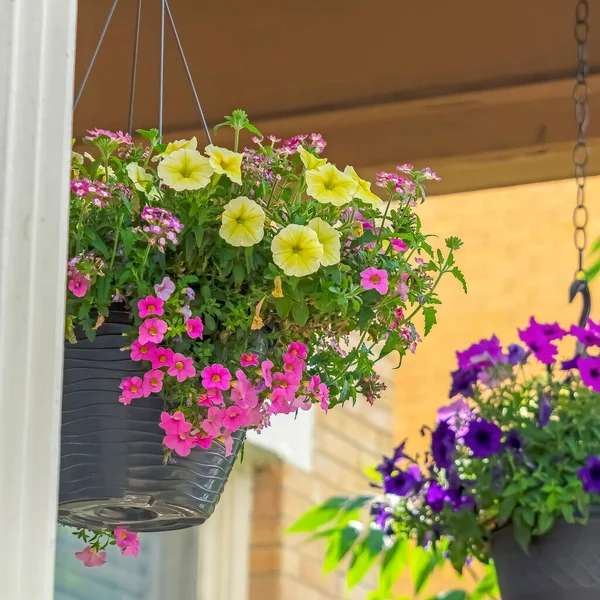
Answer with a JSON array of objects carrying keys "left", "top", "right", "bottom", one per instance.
[
  {"left": 308, "top": 217, "right": 341, "bottom": 267},
  {"left": 205, "top": 144, "right": 243, "bottom": 185},
  {"left": 297, "top": 146, "right": 327, "bottom": 171},
  {"left": 126, "top": 162, "right": 153, "bottom": 192},
  {"left": 305, "top": 163, "right": 357, "bottom": 206},
  {"left": 271, "top": 224, "right": 324, "bottom": 277},
  {"left": 160, "top": 136, "right": 198, "bottom": 157},
  {"left": 157, "top": 148, "right": 213, "bottom": 191},
  {"left": 219, "top": 196, "right": 266, "bottom": 247},
  {"left": 344, "top": 166, "right": 382, "bottom": 206}
]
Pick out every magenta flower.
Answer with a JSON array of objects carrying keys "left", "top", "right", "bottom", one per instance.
[
  {"left": 194, "top": 431, "right": 214, "bottom": 449},
  {"left": 202, "top": 406, "right": 225, "bottom": 437},
  {"left": 570, "top": 322, "right": 600, "bottom": 347},
  {"left": 270, "top": 388, "right": 294, "bottom": 415},
  {"left": 579, "top": 357, "right": 600, "bottom": 393},
  {"left": 240, "top": 353, "right": 259, "bottom": 367},
  {"left": 139, "top": 318, "right": 168, "bottom": 344},
  {"left": 68, "top": 274, "right": 89, "bottom": 298},
  {"left": 186, "top": 316, "right": 204, "bottom": 339},
  {"left": 231, "top": 370, "right": 259, "bottom": 409},
  {"left": 154, "top": 276, "right": 176, "bottom": 300},
  {"left": 397, "top": 273, "right": 410, "bottom": 301},
  {"left": 272, "top": 372, "right": 301, "bottom": 401},
  {"left": 74, "top": 546, "right": 107, "bottom": 567},
  {"left": 151, "top": 347, "right": 174, "bottom": 369},
  {"left": 137, "top": 295, "right": 164, "bottom": 319},
  {"left": 287, "top": 342, "right": 308, "bottom": 360},
  {"left": 222, "top": 433, "right": 235, "bottom": 456},
  {"left": 143, "top": 369, "right": 165, "bottom": 395},
  {"left": 114, "top": 527, "right": 140, "bottom": 556},
  {"left": 308, "top": 375, "right": 321, "bottom": 396},
  {"left": 198, "top": 388, "right": 223, "bottom": 407},
  {"left": 163, "top": 419, "right": 195, "bottom": 457},
  {"left": 222, "top": 406, "right": 247, "bottom": 431},
  {"left": 361, "top": 267, "right": 389, "bottom": 295},
  {"left": 518, "top": 325, "right": 558, "bottom": 365},
  {"left": 159, "top": 410, "right": 186, "bottom": 435},
  {"left": 119, "top": 377, "right": 143, "bottom": 405},
  {"left": 261, "top": 360, "right": 274, "bottom": 388},
  {"left": 201, "top": 364, "right": 232, "bottom": 391},
  {"left": 282, "top": 354, "right": 304, "bottom": 379},
  {"left": 167, "top": 353, "right": 196, "bottom": 382},
  {"left": 86, "top": 128, "right": 132, "bottom": 145},
  {"left": 390, "top": 239, "right": 408, "bottom": 252},
  {"left": 130, "top": 340, "right": 157, "bottom": 362},
  {"left": 317, "top": 383, "right": 330, "bottom": 412}
]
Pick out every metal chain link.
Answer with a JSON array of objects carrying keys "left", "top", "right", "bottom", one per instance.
[{"left": 573, "top": 0, "right": 590, "bottom": 274}]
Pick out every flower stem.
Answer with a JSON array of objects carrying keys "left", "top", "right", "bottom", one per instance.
[
  {"left": 234, "top": 128, "right": 240, "bottom": 153},
  {"left": 109, "top": 214, "right": 124, "bottom": 270},
  {"left": 374, "top": 193, "right": 396, "bottom": 249}
]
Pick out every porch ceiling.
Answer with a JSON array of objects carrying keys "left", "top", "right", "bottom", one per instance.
[{"left": 73, "top": 0, "right": 600, "bottom": 194}]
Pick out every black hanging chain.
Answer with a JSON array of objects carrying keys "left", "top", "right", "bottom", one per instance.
[{"left": 570, "top": 0, "right": 592, "bottom": 330}]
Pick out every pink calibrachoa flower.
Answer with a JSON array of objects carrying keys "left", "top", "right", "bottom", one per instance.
[
  {"left": 68, "top": 273, "right": 89, "bottom": 297},
  {"left": 317, "top": 383, "right": 330, "bottom": 412},
  {"left": 287, "top": 341, "right": 308, "bottom": 360},
  {"left": 291, "top": 394, "right": 312, "bottom": 411},
  {"left": 308, "top": 375, "right": 322, "bottom": 396},
  {"left": 202, "top": 406, "right": 225, "bottom": 437},
  {"left": 397, "top": 272, "right": 410, "bottom": 301},
  {"left": 231, "top": 370, "right": 259, "bottom": 409},
  {"left": 163, "top": 419, "right": 195, "bottom": 456},
  {"left": 139, "top": 318, "right": 168, "bottom": 344},
  {"left": 167, "top": 353, "right": 196, "bottom": 382},
  {"left": 222, "top": 434, "right": 235, "bottom": 456},
  {"left": 75, "top": 546, "right": 107, "bottom": 567},
  {"left": 240, "top": 352, "right": 259, "bottom": 367},
  {"left": 154, "top": 276, "right": 175, "bottom": 300},
  {"left": 119, "top": 376, "right": 143, "bottom": 405},
  {"left": 360, "top": 267, "right": 389, "bottom": 295},
  {"left": 159, "top": 410, "right": 186, "bottom": 435},
  {"left": 390, "top": 238, "right": 408, "bottom": 252},
  {"left": 261, "top": 360, "right": 274, "bottom": 388},
  {"left": 201, "top": 364, "right": 232, "bottom": 391},
  {"left": 151, "top": 347, "right": 174, "bottom": 369},
  {"left": 114, "top": 527, "right": 140, "bottom": 556},
  {"left": 194, "top": 430, "right": 214, "bottom": 449},
  {"left": 137, "top": 295, "right": 164, "bottom": 318},
  {"left": 272, "top": 372, "right": 301, "bottom": 401},
  {"left": 282, "top": 354, "right": 304, "bottom": 378},
  {"left": 130, "top": 340, "right": 157, "bottom": 362},
  {"left": 198, "top": 388, "right": 224, "bottom": 407},
  {"left": 186, "top": 316, "right": 204, "bottom": 339},
  {"left": 222, "top": 406, "right": 248, "bottom": 431},
  {"left": 143, "top": 369, "right": 164, "bottom": 395},
  {"left": 270, "top": 388, "right": 294, "bottom": 415}
]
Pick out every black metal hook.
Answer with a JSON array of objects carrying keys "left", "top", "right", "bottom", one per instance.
[{"left": 569, "top": 278, "right": 591, "bottom": 327}]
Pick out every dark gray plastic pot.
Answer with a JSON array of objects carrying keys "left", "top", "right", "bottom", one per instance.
[
  {"left": 492, "top": 511, "right": 600, "bottom": 600},
  {"left": 58, "top": 306, "right": 244, "bottom": 532}
]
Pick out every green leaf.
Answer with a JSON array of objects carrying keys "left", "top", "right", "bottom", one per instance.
[
  {"left": 445, "top": 236, "right": 463, "bottom": 251},
  {"left": 276, "top": 296, "right": 292, "bottom": 319},
  {"left": 470, "top": 566, "right": 499, "bottom": 600},
  {"left": 287, "top": 497, "right": 349, "bottom": 533},
  {"left": 561, "top": 504, "right": 575, "bottom": 523},
  {"left": 451, "top": 267, "right": 467, "bottom": 293},
  {"left": 232, "top": 262, "right": 245, "bottom": 284},
  {"left": 379, "top": 538, "right": 408, "bottom": 595},
  {"left": 512, "top": 515, "right": 531, "bottom": 553},
  {"left": 429, "top": 592, "right": 467, "bottom": 600},
  {"left": 536, "top": 512, "right": 554, "bottom": 535},
  {"left": 292, "top": 301, "right": 309, "bottom": 326},
  {"left": 498, "top": 495, "right": 518, "bottom": 523},
  {"left": 347, "top": 528, "right": 385, "bottom": 589},
  {"left": 323, "top": 523, "right": 361, "bottom": 573},
  {"left": 423, "top": 306, "right": 437, "bottom": 336},
  {"left": 409, "top": 546, "right": 437, "bottom": 595},
  {"left": 91, "top": 233, "right": 110, "bottom": 257}
]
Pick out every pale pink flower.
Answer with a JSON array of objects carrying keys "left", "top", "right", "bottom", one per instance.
[
  {"left": 270, "top": 388, "right": 294, "bottom": 414},
  {"left": 139, "top": 318, "right": 168, "bottom": 344},
  {"left": 142, "top": 369, "right": 164, "bottom": 395},
  {"left": 360, "top": 267, "right": 389, "bottom": 295},
  {"left": 202, "top": 406, "right": 224, "bottom": 437},
  {"left": 231, "top": 370, "right": 259, "bottom": 409},
  {"left": 167, "top": 353, "right": 196, "bottom": 382},
  {"left": 397, "top": 272, "right": 410, "bottom": 301},
  {"left": 75, "top": 546, "right": 106, "bottom": 567},
  {"left": 114, "top": 527, "right": 140, "bottom": 556},
  {"left": 261, "top": 360, "right": 274, "bottom": 388},
  {"left": 154, "top": 276, "right": 175, "bottom": 300},
  {"left": 245, "top": 405, "right": 263, "bottom": 427},
  {"left": 317, "top": 383, "right": 330, "bottom": 412},
  {"left": 186, "top": 316, "right": 204, "bottom": 339},
  {"left": 151, "top": 347, "right": 174, "bottom": 369},
  {"left": 291, "top": 394, "right": 312, "bottom": 411},
  {"left": 390, "top": 238, "right": 408, "bottom": 252},
  {"left": 222, "top": 406, "right": 247, "bottom": 431},
  {"left": 130, "top": 340, "right": 157, "bottom": 362},
  {"left": 198, "top": 388, "right": 223, "bottom": 407},
  {"left": 194, "top": 431, "right": 214, "bottom": 449},
  {"left": 396, "top": 163, "right": 414, "bottom": 172},
  {"left": 222, "top": 434, "right": 235, "bottom": 456},
  {"left": 240, "top": 353, "right": 259, "bottom": 367},
  {"left": 163, "top": 419, "right": 195, "bottom": 456},
  {"left": 137, "top": 295, "right": 164, "bottom": 318},
  {"left": 68, "top": 274, "right": 89, "bottom": 298},
  {"left": 287, "top": 342, "right": 308, "bottom": 360},
  {"left": 422, "top": 167, "right": 441, "bottom": 181},
  {"left": 119, "top": 377, "right": 143, "bottom": 404},
  {"left": 159, "top": 410, "right": 186, "bottom": 435},
  {"left": 308, "top": 375, "right": 321, "bottom": 396},
  {"left": 201, "top": 364, "right": 232, "bottom": 391},
  {"left": 179, "top": 305, "right": 192, "bottom": 323},
  {"left": 272, "top": 372, "right": 300, "bottom": 401}
]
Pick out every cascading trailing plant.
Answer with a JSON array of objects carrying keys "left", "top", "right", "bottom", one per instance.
[
  {"left": 292, "top": 317, "right": 600, "bottom": 598},
  {"left": 66, "top": 110, "right": 464, "bottom": 564}
]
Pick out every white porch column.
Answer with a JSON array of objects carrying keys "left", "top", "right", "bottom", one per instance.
[{"left": 0, "top": 1, "right": 77, "bottom": 599}]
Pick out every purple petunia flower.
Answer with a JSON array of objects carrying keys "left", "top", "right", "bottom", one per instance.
[
  {"left": 562, "top": 355, "right": 580, "bottom": 370},
  {"left": 524, "top": 317, "right": 568, "bottom": 342},
  {"left": 456, "top": 336, "right": 505, "bottom": 371},
  {"left": 436, "top": 399, "right": 473, "bottom": 437},
  {"left": 518, "top": 326, "right": 558, "bottom": 365},
  {"left": 505, "top": 429, "right": 523, "bottom": 453},
  {"left": 579, "top": 357, "right": 600, "bottom": 393},
  {"left": 537, "top": 394, "right": 553, "bottom": 428},
  {"left": 464, "top": 419, "right": 503, "bottom": 458},
  {"left": 426, "top": 481, "right": 447, "bottom": 513},
  {"left": 383, "top": 464, "right": 421, "bottom": 496},
  {"left": 570, "top": 324, "right": 600, "bottom": 347},
  {"left": 370, "top": 502, "right": 390, "bottom": 529},
  {"left": 446, "top": 487, "right": 476, "bottom": 512},
  {"left": 449, "top": 368, "right": 479, "bottom": 398},
  {"left": 431, "top": 420, "right": 457, "bottom": 469},
  {"left": 507, "top": 343, "right": 527, "bottom": 366},
  {"left": 376, "top": 440, "right": 409, "bottom": 477},
  {"left": 578, "top": 456, "right": 600, "bottom": 494},
  {"left": 154, "top": 276, "right": 175, "bottom": 301}
]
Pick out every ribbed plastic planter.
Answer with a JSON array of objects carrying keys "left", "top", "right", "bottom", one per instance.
[
  {"left": 492, "top": 512, "right": 600, "bottom": 600},
  {"left": 58, "top": 307, "right": 244, "bottom": 532}
]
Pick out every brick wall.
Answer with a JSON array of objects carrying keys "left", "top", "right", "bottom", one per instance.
[{"left": 248, "top": 177, "right": 600, "bottom": 599}]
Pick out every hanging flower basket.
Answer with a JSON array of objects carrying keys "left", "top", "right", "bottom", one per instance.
[
  {"left": 62, "top": 110, "right": 464, "bottom": 565},
  {"left": 292, "top": 317, "right": 600, "bottom": 599}
]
